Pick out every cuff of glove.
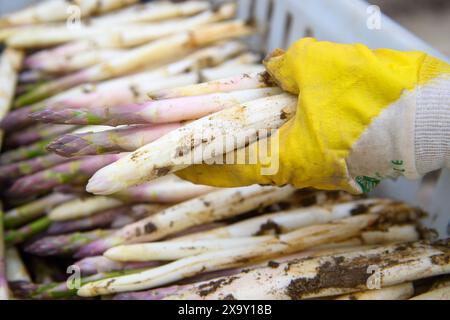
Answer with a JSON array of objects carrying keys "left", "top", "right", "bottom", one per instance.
[{"left": 415, "top": 75, "right": 450, "bottom": 175}]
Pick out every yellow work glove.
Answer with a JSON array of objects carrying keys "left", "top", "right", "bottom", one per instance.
[{"left": 177, "top": 38, "right": 450, "bottom": 194}]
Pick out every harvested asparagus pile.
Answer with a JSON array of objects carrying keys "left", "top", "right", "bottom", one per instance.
[{"left": 0, "top": 0, "right": 448, "bottom": 301}]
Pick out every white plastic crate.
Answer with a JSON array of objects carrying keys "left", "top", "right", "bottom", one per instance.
[
  {"left": 1, "top": 0, "right": 449, "bottom": 237},
  {"left": 234, "top": 0, "right": 449, "bottom": 237}
]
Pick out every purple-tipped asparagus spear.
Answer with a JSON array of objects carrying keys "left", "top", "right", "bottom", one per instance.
[
  {"left": 4, "top": 124, "right": 76, "bottom": 148},
  {"left": 148, "top": 71, "right": 277, "bottom": 100},
  {"left": 0, "top": 153, "right": 73, "bottom": 182},
  {"left": 46, "top": 206, "right": 131, "bottom": 235},
  {"left": 31, "top": 88, "right": 281, "bottom": 126},
  {"left": 25, "top": 229, "right": 114, "bottom": 256},
  {"left": 0, "top": 86, "right": 111, "bottom": 132},
  {"left": 73, "top": 233, "right": 133, "bottom": 259},
  {"left": 28, "top": 72, "right": 198, "bottom": 121},
  {"left": 47, "top": 124, "right": 181, "bottom": 157},
  {"left": 47, "top": 204, "right": 166, "bottom": 234},
  {"left": 0, "top": 103, "right": 41, "bottom": 131},
  {"left": 74, "top": 256, "right": 163, "bottom": 276},
  {"left": 7, "top": 154, "right": 122, "bottom": 197}
]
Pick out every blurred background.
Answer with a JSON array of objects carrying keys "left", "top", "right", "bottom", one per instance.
[
  {"left": 1, "top": 0, "right": 449, "bottom": 56},
  {"left": 369, "top": 0, "right": 450, "bottom": 55}
]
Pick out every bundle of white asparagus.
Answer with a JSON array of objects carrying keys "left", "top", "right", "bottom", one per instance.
[{"left": 0, "top": 0, "right": 448, "bottom": 301}]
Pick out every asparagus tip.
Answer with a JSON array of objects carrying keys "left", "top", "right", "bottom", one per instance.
[
  {"left": 24, "top": 239, "right": 56, "bottom": 256},
  {"left": 74, "top": 238, "right": 109, "bottom": 258},
  {"left": 46, "top": 134, "right": 85, "bottom": 157},
  {"left": 86, "top": 173, "right": 117, "bottom": 195},
  {"left": 30, "top": 108, "right": 90, "bottom": 124}
]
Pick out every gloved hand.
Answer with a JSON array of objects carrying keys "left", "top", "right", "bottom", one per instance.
[{"left": 177, "top": 38, "right": 450, "bottom": 194}]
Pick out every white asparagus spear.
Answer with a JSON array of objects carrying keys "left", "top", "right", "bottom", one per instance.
[
  {"left": 0, "top": 48, "right": 23, "bottom": 145},
  {"left": 7, "top": 24, "right": 112, "bottom": 49},
  {"left": 197, "top": 53, "right": 264, "bottom": 81},
  {"left": 176, "top": 198, "right": 391, "bottom": 240},
  {"left": 147, "top": 71, "right": 276, "bottom": 100},
  {"left": 31, "top": 49, "right": 125, "bottom": 74},
  {"left": 92, "top": 0, "right": 210, "bottom": 25},
  {"left": 80, "top": 20, "right": 254, "bottom": 79},
  {"left": 360, "top": 224, "right": 420, "bottom": 244},
  {"left": 25, "top": 33, "right": 247, "bottom": 75},
  {"left": 86, "top": 93, "right": 297, "bottom": 194},
  {"left": 76, "top": 0, "right": 139, "bottom": 16},
  {"left": 300, "top": 224, "right": 420, "bottom": 251},
  {"left": 75, "top": 186, "right": 295, "bottom": 257},
  {"left": 0, "top": 1, "right": 78, "bottom": 28},
  {"left": 25, "top": 41, "right": 94, "bottom": 70},
  {"left": 201, "top": 64, "right": 265, "bottom": 82},
  {"left": 219, "top": 52, "right": 262, "bottom": 66},
  {"left": 113, "top": 185, "right": 294, "bottom": 244},
  {"left": 5, "top": 247, "right": 31, "bottom": 282},
  {"left": 14, "top": 20, "right": 254, "bottom": 107},
  {"left": 162, "top": 240, "right": 450, "bottom": 300},
  {"left": 48, "top": 196, "right": 124, "bottom": 221},
  {"left": 10, "top": 3, "right": 234, "bottom": 49},
  {"left": 336, "top": 283, "right": 414, "bottom": 300},
  {"left": 104, "top": 203, "right": 422, "bottom": 262},
  {"left": 78, "top": 214, "right": 378, "bottom": 296},
  {"left": 137, "top": 40, "right": 247, "bottom": 74},
  {"left": 0, "top": 26, "right": 27, "bottom": 42},
  {"left": 410, "top": 285, "right": 450, "bottom": 300},
  {"left": 91, "top": 3, "right": 236, "bottom": 49},
  {"left": 113, "top": 176, "right": 216, "bottom": 203},
  {"left": 103, "top": 225, "right": 418, "bottom": 264},
  {"left": 105, "top": 236, "right": 275, "bottom": 261},
  {"left": 73, "top": 0, "right": 139, "bottom": 16},
  {"left": 109, "top": 244, "right": 379, "bottom": 300},
  {"left": 0, "top": 0, "right": 138, "bottom": 27},
  {"left": 360, "top": 225, "right": 420, "bottom": 244},
  {"left": 176, "top": 199, "right": 424, "bottom": 242}
]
